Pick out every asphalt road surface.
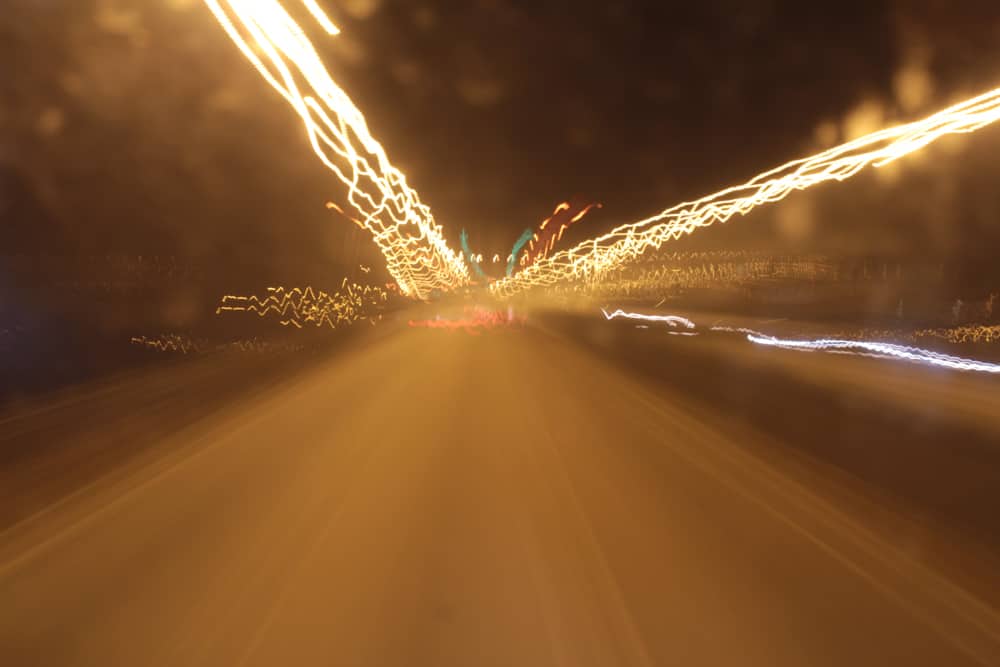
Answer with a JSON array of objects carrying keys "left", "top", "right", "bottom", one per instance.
[{"left": 3, "top": 319, "right": 1000, "bottom": 665}]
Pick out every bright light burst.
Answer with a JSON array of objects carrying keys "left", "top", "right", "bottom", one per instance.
[
  {"left": 492, "top": 87, "right": 1000, "bottom": 297},
  {"left": 203, "top": 0, "right": 468, "bottom": 299}
]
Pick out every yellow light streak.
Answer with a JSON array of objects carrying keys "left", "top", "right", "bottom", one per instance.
[
  {"left": 204, "top": 0, "right": 468, "bottom": 299},
  {"left": 216, "top": 281, "right": 387, "bottom": 328},
  {"left": 605, "top": 310, "right": 1000, "bottom": 374},
  {"left": 539, "top": 202, "right": 569, "bottom": 231},
  {"left": 131, "top": 334, "right": 306, "bottom": 354},
  {"left": 915, "top": 324, "right": 1000, "bottom": 344},
  {"left": 491, "top": 86, "right": 1000, "bottom": 297}
]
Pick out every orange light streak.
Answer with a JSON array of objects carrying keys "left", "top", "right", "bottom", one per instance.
[{"left": 570, "top": 202, "right": 602, "bottom": 224}]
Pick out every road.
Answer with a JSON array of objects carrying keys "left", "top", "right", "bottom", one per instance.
[{"left": 2, "top": 319, "right": 1000, "bottom": 665}]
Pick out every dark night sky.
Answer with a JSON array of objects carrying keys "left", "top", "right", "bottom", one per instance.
[{"left": 4, "top": 0, "right": 1000, "bottom": 287}]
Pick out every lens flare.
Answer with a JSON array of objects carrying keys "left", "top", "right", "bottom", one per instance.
[
  {"left": 203, "top": 0, "right": 468, "bottom": 299},
  {"left": 493, "top": 86, "right": 1000, "bottom": 297}
]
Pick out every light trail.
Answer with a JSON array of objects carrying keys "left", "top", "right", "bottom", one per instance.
[
  {"left": 216, "top": 281, "right": 387, "bottom": 328},
  {"left": 206, "top": 2, "right": 1000, "bottom": 309},
  {"left": 130, "top": 334, "right": 202, "bottom": 354},
  {"left": 735, "top": 330, "right": 1000, "bottom": 374},
  {"left": 461, "top": 229, "right": 488, "bottom": 281},
  {"left": 131, "top": 335, "right": 306, "bottom": 354},
  {"left": 915, "top": 324, "right": 1000, "bottom": 344},
  {"left": 300, "top": 0, "right": 339, "bottom": 34},
  {"left": 524, "top": 201, "right": 601, "bottom": 268},
  {"left": 492, "top": 86, "right": 1000, "bottom": 297},
  {"left": 601, "top": 308, "right": 695, "bottom": 329},
  {"left": 603, "top": 309, "right": 1000, "bottom": 373},
  {"left": 203, "top": 0, "right": 468, "bottom": 299},
  {"left": 709, "top": 324, "right": 1000, "bottom": 373},
  {"left": 507, "top": 228, "right": 534, "bottom": 277}
]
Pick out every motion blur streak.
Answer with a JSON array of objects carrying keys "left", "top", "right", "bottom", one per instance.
[
  {"left": 601, "top": 308, "right": 695, "bottom": 329},
  {"left": 492, "top": 86, "right": 1000, "bottom": 297},
  {"left": 203, "top": 1, "right": 468, "bottom": 299},
  {"left": 711, "top": 326, "right": 1000, "bottom": 374},
  {"left": 216, "top": 282, "right": 387, "bottom": 329}
]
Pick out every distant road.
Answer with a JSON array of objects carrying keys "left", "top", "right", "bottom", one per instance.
[{"left": 2, "top": 319, "right": 999, "bottom": 665}]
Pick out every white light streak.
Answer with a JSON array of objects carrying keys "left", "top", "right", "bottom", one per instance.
[
  {"left": 713, "top": 326, "right": 1000, "bottom": 374},
  {"left": 601, "top": 308, "right": 695, "bottom": 329}
]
